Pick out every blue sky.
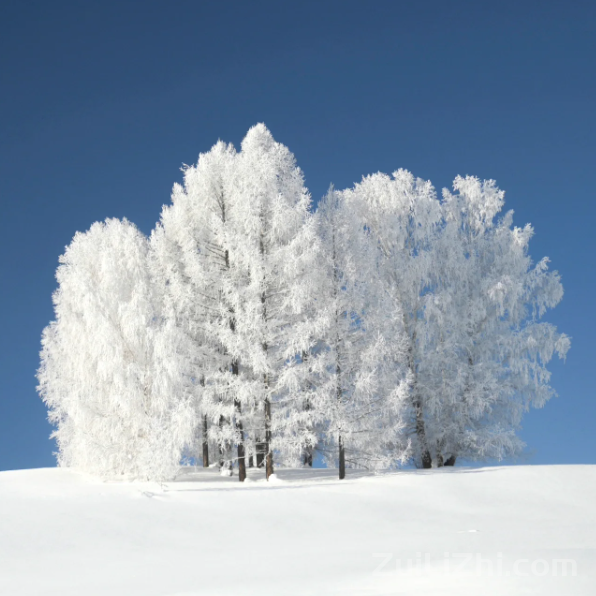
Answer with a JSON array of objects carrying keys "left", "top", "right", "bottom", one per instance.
[{"left": 1, "top": 1, "right": 594, "bottom": 470}]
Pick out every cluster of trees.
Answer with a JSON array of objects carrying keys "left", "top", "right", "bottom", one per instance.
[{"left": 37, "top": 124, "right": 570, "bottom": 481}]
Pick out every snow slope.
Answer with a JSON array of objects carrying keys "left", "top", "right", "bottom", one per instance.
[{"left": 0, "top": 465, "right": 594, "bottom": 595}]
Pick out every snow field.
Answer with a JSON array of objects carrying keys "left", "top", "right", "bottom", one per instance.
[{"left": 0, "top": 464, "right": 594, "bottom": 595}]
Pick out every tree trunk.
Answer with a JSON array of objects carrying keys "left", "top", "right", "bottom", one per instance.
[
  {"left": 202, "top": 414, "right": 209, "bottom": 468},
  {"left": 303, "top": 446, "right": 313, "bottom": 467},
  {"left": 331, "top": 225, "right": 346, "bottom": 481},
  {"left": 435, "top": 440, "right": 444, "bottom": 468},
  {"left": 231, "top": 356, "right": 246, "bottom": 482},
  {"left": 218, "top": 414, "right": 225, "bottom": 470},
  {"left": 264, "top": 395, "right": 274, "bottom": 480},
  {"left": 338, "top": 434, "right": 345, "bottom": 480},
  {"left": 414, "top": 396, "right": 432, "bottom": 469},
  {"left": 407, "top": 330, "right": 431, "bottom": 469},
  {"left": 301, "top": 351, "right": 314, "bottom": 467},
  {"left": 421, "top": 450, "right": 432, "bottom": 469},
  {"left": 444, "top": 455, "right": 456, "bottom": 467},
  {"left": 235, "top": 412, "right": 246, "bottom": 481},
  {"left": 223, "top": 246, "right": 245, "bottom": 481},
  {"left": 255, "top": 441, "right": 265, "bottom": 468},
  {"left": 258, "top": 229, "right": 275, "bottom": 481},
  {"left": 234, "top": 397, "right": 246, "bottom": 482},
  {"left": 301, "top": 395, "right": 313, "bottom": 467},
  {"left": 236, "top": 423, "right": 246, "bottom": 481}
]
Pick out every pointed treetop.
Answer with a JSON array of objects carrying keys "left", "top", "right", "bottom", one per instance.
[{"left": 241, "top": 123, "right": 275, "bottom": 153}]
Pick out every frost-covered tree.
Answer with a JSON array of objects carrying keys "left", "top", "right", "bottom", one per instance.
[
  {"left": 38, "top": 219, "right": 195, "bottom": 480},
  {"left": 420, "top": 176, "right": 570, "bottom": 465},
  {"left": 343, "top": 171, "right": 569, "bottom": 467},
  {"left": 154, "top": 125, "right": 324, "bottom": 481},
  {"left": 346, "top": 170, "right": 442, "bottom": 468},
  {"left": 316, "top": 187, "right": 410, "bottom": 478},
  {"left": 227, "top": 124, "right": 325, "bottom": 478},
  {"left": 152, "top": 141, "right": 240, "bottom": 476}
]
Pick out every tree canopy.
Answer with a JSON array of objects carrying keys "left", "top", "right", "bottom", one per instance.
[{"left": 38, "top": 125, "right": 570, "bottom": 481}]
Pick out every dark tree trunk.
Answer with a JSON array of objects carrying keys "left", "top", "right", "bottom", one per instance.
[
  {"left": 338, "top": 435, "right": 345, "bottom": 480},
  {"left": 414, "top": 395, "right": 432, "bottom": 468},
  {"left": 303, "top": 447, "right": 313, "bottom": 467},
  {"left": 256, "top": 442, "right": 265, "bottom": 468},
  {"left": 301, "top": 351, "right": 314, "bottom": 467},
  {"left": 302, "top": 386, "right": 313, "bottom": 467},
  {"left": 236, "top": 425, "right": 246, "bottom": 482},
  {"left": 264, "top": 396, "right": 274, "bottom": 480},
  {"left": 223, "top": 246, "right": 245, "bottom": 481},
  {"left": 218, "top": 414, "right": 225, "bottom": 470},
  {"left": 444, "top": 455, "right": 457, "bottom": 467},
  {"left": 265, "top": 452, "right": 274, "bottom": 479},
  {"left": 259, "top": 230, "right": 275, "bottom": 482},
  {"left": 435, "top": 441, "right": 444, "bottom": 468},
  {"left": 202, "top": 414, "right": 209, "bottom": 468},
  {"left": 234, "top": 397, "right": 246, "bottom": 482},
  {"left": 331, "top": 226, "right": 346, "bottom": 481},
  {"left": 407, "top": 331, "right": 431, "bottom": 469},
  {"left": 231, "top": 356, "right": 246, "bottom": 482},
  {"left": 199, "top": 376, "right": 209, "bottom": 468}
]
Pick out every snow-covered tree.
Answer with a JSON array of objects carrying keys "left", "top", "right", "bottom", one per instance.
[
  {"left": 38, "top": 218, "right": 195, "bottom": 480},
  {"left": 316, "top": 187, "right": 410, "bottom": 478},
  {"left": 154, "top": 125, "right": 324, "bottom": 481},
  {"left": 152, "top": 140, "right": 240, "bottom": 476},
  {"left": 346, "top": 169, "right": 442, "bottom": 468},
  {"left": 420, "top": 176, "right": 571, "bottom": 465},
  {"left": 343, "top": 171, "right": 569, "bottom": 467},
  {"left": 227, "top": 124, "right": 325, "bottom": 478}
]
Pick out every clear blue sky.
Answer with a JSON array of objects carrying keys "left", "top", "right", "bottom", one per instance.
[{"left": 1, "top": 1, "right": 594, "bottom": 471}]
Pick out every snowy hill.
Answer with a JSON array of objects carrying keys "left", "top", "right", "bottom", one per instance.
[{"left": 0, "top": 465, "right": 594, "bottom": 595}]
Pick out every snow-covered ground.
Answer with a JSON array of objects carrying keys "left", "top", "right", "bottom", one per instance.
[{"left": 0, "top": 465, "right": 594, "bottom": 595}]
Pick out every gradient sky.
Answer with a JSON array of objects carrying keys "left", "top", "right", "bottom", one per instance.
[{"left": 1, "top": 0, "right": 594, "bottom": 471}]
